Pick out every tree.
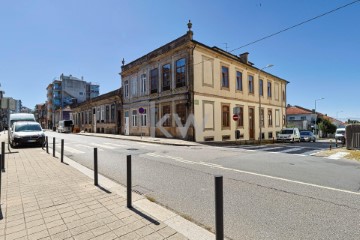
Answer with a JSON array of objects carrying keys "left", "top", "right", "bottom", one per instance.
[{"left": 318, "top": 118, "right": 336, "bottom": 136}]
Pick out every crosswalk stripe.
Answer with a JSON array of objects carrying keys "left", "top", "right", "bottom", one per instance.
[
  {"left": 104, "top": 143, "right": 127, "bottom": 147},
  {"left": 64, "top": 146, "right": 85, "bottom": 154},
  {"left": 90, "top": 143, "right": 116, "bottom": 149},
  {"left": 76, "top": 144, "right": 104, "bottom": 151}
]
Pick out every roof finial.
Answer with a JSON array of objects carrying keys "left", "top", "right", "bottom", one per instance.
[
  {"left": 187, "top": 20, "right": 192, "bottom": 32},
  {"left": 122, "top": 58, "right": 125, "bottom": 66}
]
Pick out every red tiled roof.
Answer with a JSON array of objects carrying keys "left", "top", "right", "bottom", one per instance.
[{"left": 286, "top": 106, "right": 313, "bottom": 115}]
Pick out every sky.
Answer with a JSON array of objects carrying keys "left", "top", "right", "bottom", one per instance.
[{"left": 1, "top": 0, "right": 359, "bottom": 121}]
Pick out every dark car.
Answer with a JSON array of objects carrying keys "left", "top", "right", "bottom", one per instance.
[
  {"left": 300, "top": 131, "right": 316, "bottom": 142},
  {"left": 10, "top": 121, "right": 45, "bottom": 148}
]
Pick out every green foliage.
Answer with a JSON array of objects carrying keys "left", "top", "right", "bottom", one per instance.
[{"left": 318, "top": 118, "right": 337, "bottom": 134}]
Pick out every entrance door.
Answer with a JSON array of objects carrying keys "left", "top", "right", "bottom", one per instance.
[{"left": 249, "top": 107, "right": 255, "bottom": 139}]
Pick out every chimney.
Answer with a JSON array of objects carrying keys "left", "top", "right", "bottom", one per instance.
[{"left": 239, "top": 52, "right": 249, "bottom": 64}]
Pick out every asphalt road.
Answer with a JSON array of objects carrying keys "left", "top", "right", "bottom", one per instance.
[{"left": 43, "top": 132, "right": 360, "bottom": 240}]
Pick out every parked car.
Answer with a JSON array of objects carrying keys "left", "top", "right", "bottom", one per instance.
[
  {"left": 57, "top": 120, "right": 73, "bottom": 133},
  {"left": 10, "top": 121, "right": 45, "bottom": 148},
  {"left": 335, "top": 127, "right": 346, "bottom": 142},
  {"left": 277, "top": 128, "right": 301, "bottom": 142},
  {"left": 8, "top": 113, "right": 36, "bottom": 142},
  {"left": 300, "top": 130, "right": 316, "bottom": 142}
]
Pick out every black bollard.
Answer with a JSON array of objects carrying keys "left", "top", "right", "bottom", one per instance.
[
  {"left": 127, "top": 155, "right": 132, "bottom": 208},
  {"left": 0, "top": 153, "right": 2, "bottom": 202},
  {"left": 61, "top": 139, "right": 64, "bottom": 163},
  {"left": 53, "top": 137, "right": 55, "bottom": 157},
  {"left": 215, "top": 175, "right": 224, "bottom": 240},
  {"left": 1, "top": 142, "right": 4, "bottom": 172},
  {"left": 94, "top": 148, "right": 98, "bottom": 186},
  {"left": 46, "top": 136, "right": 49, "bottom": 153}
]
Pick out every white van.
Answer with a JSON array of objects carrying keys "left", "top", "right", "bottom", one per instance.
[
  {"left": 335, "top": 128, "right": 346, "bottom": 141},
  {"left": 8, "top": 113, "right": 36, "bottom": 141},
  {"left": 57, "top": 120, "right": 73, "bottom": 133},
  {"left": 9, "top": 113, "right": 36, "bottom": 129},
  {"left": 277, "top": 128, "right": 301, "bottom": 142}
]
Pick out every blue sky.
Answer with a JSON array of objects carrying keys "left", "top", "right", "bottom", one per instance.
[{"left": 1, "top": 0, "right": 359, "bottom": 121}]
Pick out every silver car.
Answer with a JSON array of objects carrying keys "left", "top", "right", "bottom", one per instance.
[
  {"left": 300, "top": 131, "right": 316, "bottom": 142},
  {"left": 10, "top": 121, "right": 45, "bottom": 148}
]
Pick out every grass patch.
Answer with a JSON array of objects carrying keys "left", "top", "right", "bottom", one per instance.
[{"left": 314, "top": 147, "right": 360, "bottom": 161}]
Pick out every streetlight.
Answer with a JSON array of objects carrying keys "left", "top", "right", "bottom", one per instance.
[
  {"left": 314, "top": 97, "right": 325, "bottom": 136},
  {"left": 259, "top": 64, "right": 274, "bottom": 144}
]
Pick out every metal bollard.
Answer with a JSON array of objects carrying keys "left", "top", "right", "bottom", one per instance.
[
  {"left": 61, "top": 139, "right": 64, "bottom": 163},
  {"left": 1, "top": 142, "right": 4, "bottom": 172},
  {"left": 0, "top": 153, "right": 2, "bottom": 202},
  {"left": 127, "top": 155, "right": 132, "bottom": 208},
  {"left": 94, "top": 148, "right": 98, "bottom": 186},
  {"left": 215, "top": 175, "right": 224, "bottom": 240},
  {"left": 46, "top": 136, "right": 49, "bottom": 153},
  {"left": 53, "top": 137, "right": 55, "bottom": 157}
]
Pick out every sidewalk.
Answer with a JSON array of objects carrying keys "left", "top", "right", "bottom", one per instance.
[{"left": 0, "top": 133, "right": 214, "bottom": 240}]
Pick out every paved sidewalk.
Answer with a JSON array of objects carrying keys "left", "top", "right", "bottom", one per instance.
[{"left": 0, "top": 134, "right": 191, "bottom": 240}]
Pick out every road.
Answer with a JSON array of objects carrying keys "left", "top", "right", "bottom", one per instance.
[{"left": 43, "top": 132, "right": 360, "bottom": 240}]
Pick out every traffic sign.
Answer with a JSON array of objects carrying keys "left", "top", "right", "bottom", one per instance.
[
  {"left": 232, "top": 114, "right": 239, "bottom": 121},
  {"left": 139, "top": 107, "right": 145, "bottom": 114}
]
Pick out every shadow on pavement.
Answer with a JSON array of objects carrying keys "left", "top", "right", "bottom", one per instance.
[
  {"left": 130, "top": 207, "right": 160, "bottom": 225},
  {"left": 97, "top": 185, "right": 112, "bottom": 194}
]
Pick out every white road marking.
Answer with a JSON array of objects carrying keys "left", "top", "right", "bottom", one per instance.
[
  {"left": 146, "top": 153, "right": 360, "bottom": 196},
  {"left": 104, "top": 143, "right": 127, "bottom": 147},
  {"left": 76, "top": 144, "right": 105, "bottom": 151},
  {"left": 64, "top": 146, "right": 85, "bottom": 154},
  {"left": 90, "top": 143, "right": 116, "bottom": 149},
  {"left": 281, "top": 147, "right": 304, "bottom": 153},
  {"left": 137, "top": 142, "right": 155, "bottom": 146}
]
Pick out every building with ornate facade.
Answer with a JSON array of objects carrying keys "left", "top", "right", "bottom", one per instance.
[
  {"left": 70, "top": 88, "right": 122, "bottom": 134},
  {"left": 120, "top": 22, "right": 288, "bottom": 142}
]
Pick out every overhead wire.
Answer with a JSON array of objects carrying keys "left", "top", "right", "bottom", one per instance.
[{"left": 229, "top": 0, "right": 360, "bottom": 53}]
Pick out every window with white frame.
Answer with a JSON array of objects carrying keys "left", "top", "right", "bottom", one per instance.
[
  {"left": 236, "top": 71, "right": 243, "bottom": 91},
  {"left": 132, "top": 110, "right": 137, "bottom": 127},
  {"left": 96, "top": 107, "right": 100, "bottom": 121},
  {"left": 162, "top": 64, "right": 171, "bottom": 91},
  {"left": 101, "top": 105, "right": 105, "bottom": 121},
  {"left": 141, "top": 109, "right": 147, "bottom": 126},
  {"left": 111, "top": 104, "right": 115, "bottom": 123},
  {"left": 140, "top": 74, "right": 147, "bottom": 95},
  {"left": 267, "top": 81, "right": 272, "bottom": 98},
  {"left": 124, "top": 80, "right": 129, "bottom": 98},
  {"left": 248, "top": 75, "right": 254, "bottom": 94},
  {"left": 131, "top": 78, "right": 137, "bottom": 96}
]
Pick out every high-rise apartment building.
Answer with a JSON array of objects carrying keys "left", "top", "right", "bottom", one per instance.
[{"left": 46, "top": 74, "right": 99, "bottom": 128}]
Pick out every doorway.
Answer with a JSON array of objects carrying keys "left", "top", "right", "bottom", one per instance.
[{"left": 249, "top": 107, "right": 255, "bottom": 139}]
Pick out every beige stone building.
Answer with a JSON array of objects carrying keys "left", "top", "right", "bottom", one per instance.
[
  {"left": 121, "top": 23, "right": 288, "bottom": 142},
  {"left": 71, "top": 89, "right": 122, "bottom": 134}
]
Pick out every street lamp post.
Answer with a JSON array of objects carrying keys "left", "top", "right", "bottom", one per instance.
[
  {"left": 259, "top": 64, "right": 274, "bottom": 145},
  {"left": 314, "top": 97, "right": 325, "bottom": 136}
]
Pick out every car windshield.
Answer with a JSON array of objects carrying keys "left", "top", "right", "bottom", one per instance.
[
  {"left": 336, "top": 130, "right": 345, "bottom": 134},
  {"left": 301, "top": 131, "right": 310, "bottom": 135},
  {"left": 281, "top": 129, "right": 293, "bottom": 134},
  {"left": 15, "top": 124, "right": 42, "bottom": 132}
]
